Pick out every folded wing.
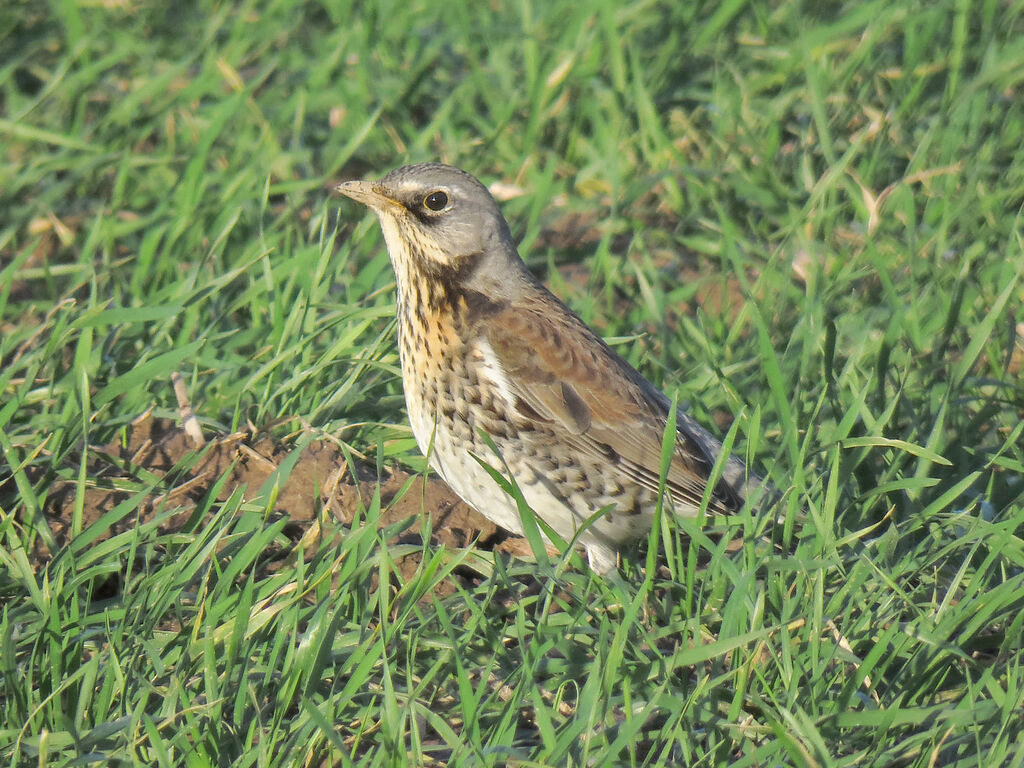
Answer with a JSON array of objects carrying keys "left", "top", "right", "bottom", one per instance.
[{"left": 483, "top": 299, "right": 747, "bottom": 516}]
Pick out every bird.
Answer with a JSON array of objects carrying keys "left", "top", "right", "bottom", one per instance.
[{"left": 335, "top": 163, "right": 761, "bottom": 573}]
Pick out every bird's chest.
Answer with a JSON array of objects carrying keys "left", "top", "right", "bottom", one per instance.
[
  {"left": 396, "top": 298, "right": 521, "bottom": 462},
  {"left": 395, "top": 304, "right": 536, "bottom": 532}
]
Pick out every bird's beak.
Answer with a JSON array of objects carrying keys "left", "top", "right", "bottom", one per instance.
[{"left": 333, "top": 179, "right": 397, "bottom": 211}]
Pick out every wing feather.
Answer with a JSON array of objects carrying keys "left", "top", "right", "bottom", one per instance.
[{"left": 484, "top": 301, "right": 747, "bottom": 514}]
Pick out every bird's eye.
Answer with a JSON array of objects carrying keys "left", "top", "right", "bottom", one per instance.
[{"left": 423, "top": 191, "right": 448, "bottom": 211}]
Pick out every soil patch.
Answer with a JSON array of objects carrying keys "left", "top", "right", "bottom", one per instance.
[{"left": 31, "top": 414, "right": 533, "bottom": 596}]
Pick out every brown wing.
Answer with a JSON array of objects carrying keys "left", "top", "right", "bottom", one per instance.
[{"left": 485, "top": 299, "right": 745, "bottom": 515}]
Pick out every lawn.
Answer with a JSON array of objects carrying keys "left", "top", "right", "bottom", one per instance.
[{"left": 2, "top": 0, "right": 1024, "bottom": 765}]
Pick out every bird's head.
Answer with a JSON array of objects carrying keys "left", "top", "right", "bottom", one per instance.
[{"left": 335, "top": 164, "right": 522, "bottom": 293}]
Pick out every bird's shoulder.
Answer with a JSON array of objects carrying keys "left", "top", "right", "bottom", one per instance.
[{"left": 479, "top": 288, "right": 655, "bottom": 427}]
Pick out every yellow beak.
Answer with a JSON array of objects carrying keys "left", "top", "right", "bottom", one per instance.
[{"left": 334, "top": 180, "right": 398, "bottom": 211}]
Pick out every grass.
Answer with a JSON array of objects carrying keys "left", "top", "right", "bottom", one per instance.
[{"left": 3, "top": 0, "right": 1024, "bottom": 765}]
